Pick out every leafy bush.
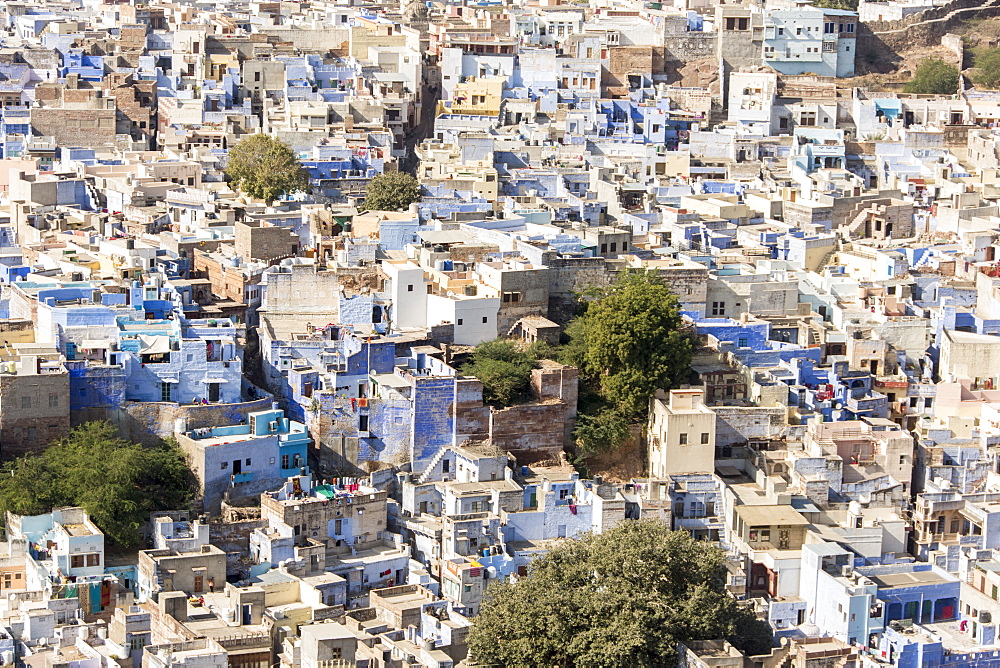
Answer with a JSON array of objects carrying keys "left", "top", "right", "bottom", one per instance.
[
  {"left": 972, "top": 48, "right": 1000, "bottom": 89},
  {"left": 904, "top": 60, "right": 959, "bottom": 95}
]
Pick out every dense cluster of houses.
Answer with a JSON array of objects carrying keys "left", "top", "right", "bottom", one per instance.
[{"left": 4, "top": 0, "right": 1000, "bottom": 664}]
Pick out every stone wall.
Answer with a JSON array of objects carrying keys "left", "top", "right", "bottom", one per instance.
[
  {"left": 30, "top": 108, "right": 119, "bottom": 149},
  {"left": 713, "top": 406, "right": 788, "bottom": 448},
  {"left": 114, "top": 388, "right": 274, "bottom": 445},
  {"left": 856, "top": 0, "right": 1000, "bottom": 73},
  {"left": 210, "top": 515, "right": 266, "bottom": 577},
  {"left": 490, "top": 402, "right": 568, "bottom": 464},
  {"left": 235, "top": 221, "right": 299, "bottom": 262},
  {"left": 0, "top": 371, "right": 71, "bottom": 458},
  {"left": 545, "top": 255, "right": 610, "bottom": 324}
]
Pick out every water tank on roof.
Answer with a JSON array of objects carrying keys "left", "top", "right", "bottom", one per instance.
[{"left": 434, "top": 260, "right": 446, "bottom": 271}]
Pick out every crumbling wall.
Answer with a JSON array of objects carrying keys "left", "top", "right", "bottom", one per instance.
[{"left": 490, "top": 402, "right": 567, "bottom": 464}]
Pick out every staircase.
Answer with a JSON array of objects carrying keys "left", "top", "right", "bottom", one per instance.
[{"left": 416, "top": 446, "right": 451, "bottom": 484}]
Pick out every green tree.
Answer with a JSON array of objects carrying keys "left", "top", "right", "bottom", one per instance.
[
  {"left": 569, "top": 270, "right": 693, "bottom": 417},
  {"left": 572, "top": 406, "right": 632, "bottom": 457},
  {"left": 468, "top": 520, "right": 772, "bottom": 667},
  {"left": 972, "top": 48, "right": 1000, "bottom": 89},
  {"left": 811, "top": 0, "right": 858, "bottom": 10},
  {"left": 360, "top": 172, "right": 421, "bottom": 212},
  {"left": 0, "top": 422, "right": 195, "bottom": 546},
  {"left": 904, "top": 60, "right": 959, "bottom": 95},
  {"left": 462, "top": 339, "right": 537, "bottom": 407},
  {"left": 225, "top": 133, "right": 310, "bottom": 205}
]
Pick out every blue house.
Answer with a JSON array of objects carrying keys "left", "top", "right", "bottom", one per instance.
[{"left": 177, "top": 407, "right": 310, "bottom": 513}]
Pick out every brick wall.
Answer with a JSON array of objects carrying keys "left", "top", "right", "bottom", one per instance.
[
  {"left": 235, "top": 222, "right": 299, "bottom": 262},
  {"left": 0, "top": 371, "right": 71, "bottom": 458},
  {"left": 30, "top": 109, "right": 118, "bottom": 149},
  {"left": 490, "top": 402, "right": 567, "bottom": 464}
]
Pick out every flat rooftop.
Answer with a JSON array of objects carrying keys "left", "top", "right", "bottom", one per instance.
[
  {"left": 735, "top": 504, "right": 809, "bottom": 527},
  {"left": 62, "top": 522, "right": 98, "bottom": 537},
  {"left": 869, "top": 569, "right": 953, "bottom": 590}
]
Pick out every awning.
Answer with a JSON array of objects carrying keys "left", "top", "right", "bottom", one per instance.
[
  {"left": 80, "top": 339, "right": 110, "bottom": 350},
  {"left": 137, "top": 334, "right": 170, "bottom": 355},
  {"left": 161, "top": 378, "right": 180, "bottom": 384},
  {"left": 202, "top": 378, "right": 229, "bottom": 384}
]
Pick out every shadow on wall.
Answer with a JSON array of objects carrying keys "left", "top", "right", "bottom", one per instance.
[{"left": 72, "top": 381, "right": 275, "bottom": 446}]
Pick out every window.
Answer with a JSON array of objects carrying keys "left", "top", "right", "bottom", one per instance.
[
  {"left": 221, "top": 461, "right": 228, "bottom": 470},
  {"left": 679, "top": 433, "right": 688, "bottom": 445},
  {"left": 840, "top": 22, "right": 854, "bottom": 33},
  {"left": 482, "top": 317, "right": 488, "bottom": 324},
  {"left": 711, "top": 301, "right": 726, "bottom": 316},
  {"left": 799, "top": 111, "right": 817, "bottom": 126},
  {"left": 160, "top": 382, "right": 172, "bottom": 402},
  {"left": 281, "top": 454, "right": 290, "bottom": 469},
  {"left": 796, "top": 27, "right": 802, "bottom": 35},
  {"left": 71, "top": 555, "right": 84, "bottom": 569},
  {"left": 86, "top": 553, "right": 100, "bottom": 567},
  {"left": 407, "top": 284, "right": 413, "bottom": 292},
  {"left": 20, "top": 396, "right": 30, "bottom": 410},
  {"left": 245, "top": 458, "right": 251, "bottom": 466},
  {"left": 359, "top": 415, "right": 369, "bottom": 432},
  {"left": 760, "top": 530, "right": 771, "bottom": 542},
  {"left": 48, "top": 394, "right": 59, "bottom": 407},
  {"left": 457, "top": 319, "right": 463, "bottom": 326},
  {"left": 778, "top": 27, "right": 784, "bottom": 35},
  {"left": 824, "top": 21, "right": 836, "bottom": 33},
  {"left": 701, "top": 433, "right": 710, "bottom": 444}
]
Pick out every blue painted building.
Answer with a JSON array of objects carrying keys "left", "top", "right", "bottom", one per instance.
[{"left": 177, "top": 407, "right": 310, "bottom": 513}]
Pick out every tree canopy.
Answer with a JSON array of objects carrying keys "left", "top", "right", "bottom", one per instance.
[
  {"left": 811, "top": 0, "right": 858, "bottom": 10},
  {"left": 972, "top": 48, "right": 1000, "bottom": 90},
  {"left": 360, "top": 172, "right": 422, "bottom": 212},
  {"left": 904, "top": 60, "right": 959, "bottom": 95},
  {"left": 0, "top": 422, "right": 195, "bottom": 547},
  {"left": 468, "top": 520, "right": 773, "bottom": 667},
  {"left": 565, "top": 270, "right": 692, "bottom": 418},
  {"left": 225, "top": 133, "right": 310, "bottom": 204},
  {"left": 462, "top": 340, "right": 546, "bottom": 408}
]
